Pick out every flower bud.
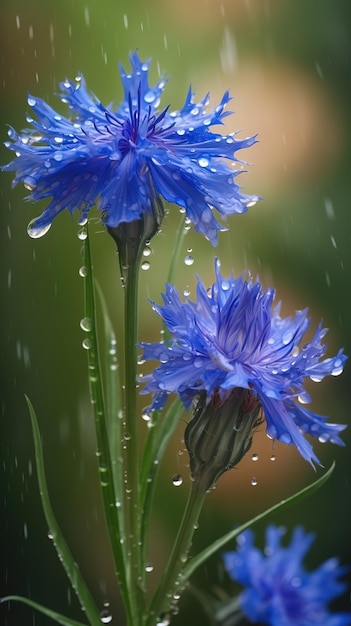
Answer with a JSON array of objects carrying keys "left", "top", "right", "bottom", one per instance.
[{"left": 184, "top": 388, "right": 263, "bottom": 491}]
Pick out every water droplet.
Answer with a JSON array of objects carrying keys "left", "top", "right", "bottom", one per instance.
[
  {"left": 251, "top": 477, "right": 258, "bottom": 486},
  {"left": 145, "top": 563, "right": 154, "bottom": 573},
  {"left": 198, "top": 157, "right": 209, "bottom": 167},
  {"left": 144, "top": 90, "right": 156, "bottom": 103},
  {"left": 123, "top": 432, "right": 131, "bottom": 441},
  {"left": 100, "top": 609, "right": 112, "bottom": 624},
  {"left": 82, "top": 338, "right": 92, "bottom": 350},
  {"left": 142, "top": 411, "right": 151, "bottom": 422},
  {"left": 184, "top": 255, "right": 194, "bottom": 266},
  {"left": 172, "top": 474, "right": 183, "bottom": 487},
  {"left": 143, "top": 245, "right": 152, "bottom": 257},
  {"left": 183, "top": 287, "right": 191, "bottom": 297},
  {"left": 80, "top": 317, "right": 92, "bottom": 332},
  {"left": 251, "top": 453, "right": 259, "bottom": 461},
  {"left": 270, "top": 454, "right": 276, "bottom": 461},
  {"left": 23, "top": 176, "right": 36, "bottom": 191},
  {"left": 77, "top": 228, "right": 88, "bottom": 240},
  {"left": 310, "top": 375, "right": 322, "bottom": 383},
  {"left": 27, "top": 218, "right": 51, "bottom": 239},
  {"left": 79, "top": 266, "right": 88, "bottom": 278},
  {"left": 141, "top": 260, "right": 150, "bottom": 270},
  {"left": 282, "top": 330, "right": 294, "bottom": 345},
  {"left": 27, "top": 97, "right": 36, "bottom": 106}
]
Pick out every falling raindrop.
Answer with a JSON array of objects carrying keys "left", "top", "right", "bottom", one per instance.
[{"left": 172, "top": 474, "right": 183, "bottom": 487}]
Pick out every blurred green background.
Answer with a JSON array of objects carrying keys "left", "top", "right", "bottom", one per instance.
[{"left": 1, "top": 0, "right": 351, "bottom": 624}]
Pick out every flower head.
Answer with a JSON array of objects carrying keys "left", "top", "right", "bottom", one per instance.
[
  {"left": 223, "top": 525, "right": 351, "bottom": 626},
  {"left": 140, "top": 259, "right": 347, "bottom": 465},
  {"left": 2, "top": 52, "right": 258, "bottom": 243}
]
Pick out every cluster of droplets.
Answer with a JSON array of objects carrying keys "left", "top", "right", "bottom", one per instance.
[{"left": 100, "top": 602, "right": 112, "bottom": 624}]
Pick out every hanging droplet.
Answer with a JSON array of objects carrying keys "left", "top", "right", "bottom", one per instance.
[
  {"left": 80, "top": 317, "right": 92, "bottom": 332},
  {"left": 82, "top": 338, "right": 92, "bottom": 350},
  {"left": 79, "top": 265, "right": 88, "bottom": 278},
  {"left": 145, "top": 563, "right": 154, "bottom": 573},
  {"left": 100, "top": 608, "right": 112, "bottom": 624},
  {"left": 270, "top": 454, "right": 276, "bottom": 461},
  {"left": 141, "top": 260, "right": 150, "bottom": 270},
  {"left": 251, "top": 477, "right": 258, "bottom": 486},
  {"left": 77, "top": 228, "right": 88, "bottom": 240},
  {"left": 251, "top": 453, "right": 259, "bottom": 461},
  {"left": 172, "top": 474, "right": 183, "bottom": 487},
  {"left": 143, "top": 245, "right": 152, "bottom": 257},
  {"left": 27, "top": 218, "right": 51, "bottom": 239},
  {"left": 183, "top": 286, "right": 191, "bottom": 297}
]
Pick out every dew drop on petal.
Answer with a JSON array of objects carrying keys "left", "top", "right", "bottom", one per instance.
[
  {"left": 144, "top": 90, "right": 156, "bottom": 103},
  {"left": 27, "top": 219, "right": 52, "bottom": 239}
]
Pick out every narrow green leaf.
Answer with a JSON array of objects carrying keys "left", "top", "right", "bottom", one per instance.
[
  {"left": 0, "top": 596, "right": 88, "bottom": 626},
  {"left": 24, "top": 396, "right": 101, "bottom": 626},
  {"left": 180, "top": 462, "right": 336, "bottom": 584}
]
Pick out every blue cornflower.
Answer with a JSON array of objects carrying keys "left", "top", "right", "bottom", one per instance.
[
  {"left": 2, "top": 52, "right": 258, "bottom": 243},
  {"left": 223, "top": 525, "right": 351, "bottom": 626},
  {"left": 140, "top": 259, "right": 347, "bottom": 465}
]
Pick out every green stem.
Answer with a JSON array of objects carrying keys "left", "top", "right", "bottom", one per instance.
[
  {"left": 147, "top": 480, "right": 207, "bottom": 626},
  {"left": 123, "top": 249, "right": 145, "bottom": 622},
  {"left": 83, "top": 232, "right": 131, "bottom": 622}
]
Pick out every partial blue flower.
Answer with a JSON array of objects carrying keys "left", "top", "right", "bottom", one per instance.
[
  {"left": 140, "top": 259, "right": 347, "bottom": 465},
  {"left": 2, "top": 52, "right": 258, "bottom": 243},
  {"left": 223, "top": 525, "right": 351, "bottom": 626}
]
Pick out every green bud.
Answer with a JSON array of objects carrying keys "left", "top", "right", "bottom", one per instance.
[{"left": 184, "top": 388, "right": 263, "bottom": 491}]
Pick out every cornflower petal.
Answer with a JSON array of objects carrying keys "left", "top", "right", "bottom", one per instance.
[
  {"left": 140, "top": 259, "right": 347, "bottom": 465},
  {"left": 223, "top": 526, "right": 351, "bottom": 626},
  {"left": 2, "top": 52, "right": 258, "bottom": 244}
]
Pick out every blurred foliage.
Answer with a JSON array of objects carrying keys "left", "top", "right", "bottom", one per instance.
[{"left": 1, "top": 0, "right": 351, "bottom": 624}]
